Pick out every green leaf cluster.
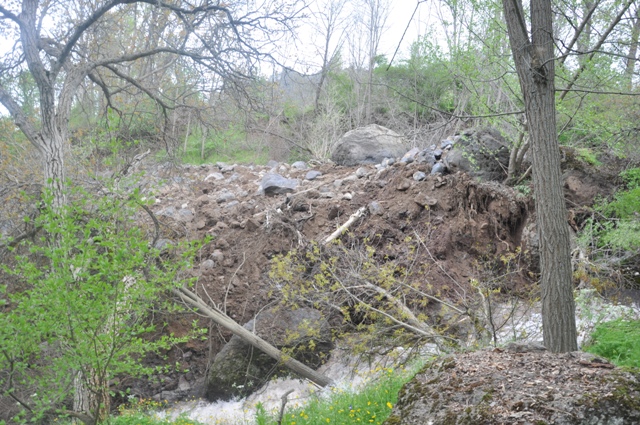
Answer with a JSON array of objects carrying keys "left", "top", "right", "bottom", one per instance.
[{"left": 0, "top": 185, "right": 200, "bottom": 423}]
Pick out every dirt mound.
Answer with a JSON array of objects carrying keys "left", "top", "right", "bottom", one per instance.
[
  {"left": 386, "top": 344, "right": 640, "bottom": 424},
  {"left": 109, "top": 151, "right": 618, "bottom": 405}
]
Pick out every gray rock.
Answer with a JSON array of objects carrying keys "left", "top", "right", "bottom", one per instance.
[
  {"left": 444, "top": 127, "right": 510, "bottom": 181},
  {"left": 200, "top": 259, "right": 215, "bottom": 270},
  {"left": 413, "top": 171, "right": 427, "bottom": 181},
  {"left": 260, "top": 173, "right": 298, "bottom": 196},
  {"left": 216, "top": 191, "right": 236, "bottom": 203},
  {"left": 305, "top": 170, "right": 323, "bottom": 180},
  {"left": 331, "top": 124, "right": 407, "bottom": 166},
  {"left": 291, "top": 161, "right": 308, "bottom": 170},
  {"left": 433, "top": 149, "right": 443, "bottom": 160},
  {"left": 178, "top": 208, "right": 194, "bottom": 221},
  {"left": 157, "top": 206, "right": 176, "bottom": 218},
  {"left": 431, "top": 162, "right": 446, "bottom": 175},
  {"left": 224, "top": 200, "right": 240, "bottom": 208},
  {"left": 205, "top": 172, "right": 225, "bottom": 181},
  {"left": 400, "top": 147, "right": 421, "bottom": 163},
  {"left": 441, "top": 139, "right": 454, "bottom": 149},
  {"left": 356, "top": 167, "right": 372, "bottom": 178},
  {"left": 368, "top": 201, "right": 384, "bottom": 215},
  {"left": 417, "top": 149, "right": 437, "bottom": 165},
  {"left": 154, "top": 239, "right": 174, "bottom": 251},
  {"left": 205, "top": 308, "right": 332, "bottom": 401}
]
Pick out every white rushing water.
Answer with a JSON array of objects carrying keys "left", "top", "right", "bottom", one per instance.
[
  {"left": 153, "top": 345, "right": 438, "bottom": 425},
  {"left": 154, "top": 289, "right": 640, "bottom": 425}
]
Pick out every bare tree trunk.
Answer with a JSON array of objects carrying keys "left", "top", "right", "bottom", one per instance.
[
  {"left": 625, "top": 7, "right": 640, "bottom": 88},
  {"left": 502, "top": 0, "right": 577, "bottom": 352}
]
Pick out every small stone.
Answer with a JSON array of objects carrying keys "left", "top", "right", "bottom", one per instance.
[
  {"left": 195, "top": 219, "right": 206, "bottom": 230},
  {"left": 356, "top": 167, "right": 371, "bottom": 178},
  {"left": 260, "top": 173, "right": 298, "bottom": 196},
  {"left": 414, "top": 193, "right": 438, "bottom": 208},
  {"left": 441, "top": 139, "right": 454, "bottom": 149},
  {"left": 413, "top": 171, "right": 427, "bottom": 181},
  {"left": 342, "top": 193, "right": 353, "bottom": 200},
  {"left": 204, "top": 172, "right": 225, "bottom": 181},
  {"left": 305, "top": 170, "right": 322, "bottom": 180},
  {"left": 211, "top": 250, "right": 224, "bottom": 263},
  {"left": 431, "top": 162, "right": 446, "bottom": 175},
  {"left": 368, "top": 201, "right": 384, "bottom": 215},
  {"left": 217, "top": 191, "right": 236, "bottom": 203},
  {"left": 434, "top": 149, "right": 443, "bottom": 160},
  {"left": 400, "top": 147, "right": 420, "bottom": 163},
  {"left": 155, "top": 239, "right": 173, "bottom": 251},
  {"left": 397, "top": 180, "right": 411, "bottom": 191},
  {"left": 201, "top": 259, "right": 215, "bottom": 270},
  {"left": 291, "top": 161, "right": 308, "bottom": 170}
]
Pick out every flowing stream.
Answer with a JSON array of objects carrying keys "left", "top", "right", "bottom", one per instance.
[{"left": 154, "top": 290, "right": 640, "bottom": 425}]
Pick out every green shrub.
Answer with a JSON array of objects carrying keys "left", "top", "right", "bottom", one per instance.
[
  {"left": 584, "top": 319, "right": 640, "bottom": 368},
  {"left": 1, "top": 184, "right": 202, "bottom": 424}
]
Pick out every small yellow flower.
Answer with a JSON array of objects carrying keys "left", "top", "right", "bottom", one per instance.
[{"left": 387, "top": 402, "right": 393, "bottom": 409}]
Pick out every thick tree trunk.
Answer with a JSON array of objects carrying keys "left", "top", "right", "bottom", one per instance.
[{"left": 502, "top": 0, "right": 577, "bottom": 352}]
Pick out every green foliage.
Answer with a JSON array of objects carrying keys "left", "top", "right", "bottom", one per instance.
[
  {"left": 253, "top": 362, "right": 423, "bottom": 425},
  {"left": 578, "top": 168, "right": 640, "bottom": 253},
  {"left": 584, "top": 319, "right": 640, "bottom": 369},
  {"left": 178, "top": 125, "right": 268, "bottom": 165},
  {"left": 0, "top": 184, "right": 202, "bottom": 423},
  {"left": 576, "top": 147, "right": 601, "bottom": 166},
  {"left": 620, "top": 168, "right": 640, "bottom": 190}
]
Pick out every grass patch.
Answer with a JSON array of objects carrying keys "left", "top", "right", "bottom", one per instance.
[
  {"left": 255, "top": 362, "right": 424, "bottom": 425},
  {"left": 584, "top": 319, "right": 640, "bottom": 368}
]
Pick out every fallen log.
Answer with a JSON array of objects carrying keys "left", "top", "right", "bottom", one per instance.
[{"left": 172, "top": 287, "right": 334, "bottom": 388}]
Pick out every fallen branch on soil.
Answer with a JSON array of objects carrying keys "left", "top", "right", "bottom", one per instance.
[
  {"left": 172, "top": 286, "right": 334, "bottom": 388},
  {"left": 322, "top": 207, "right": 366, "bottom": 245}
]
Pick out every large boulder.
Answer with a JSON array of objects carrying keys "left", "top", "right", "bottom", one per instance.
[
  {"left": 205, "top": 307, "right": 332, "bottom": 401},
  {"left": 444, "top": 128, "right": 511, "bottom": 181},
  {"left": 331, "top": 124, "right": 407, "bottom": 166},
  {"left": 384, "top": 345, "right": 640, "bottom": 425}
]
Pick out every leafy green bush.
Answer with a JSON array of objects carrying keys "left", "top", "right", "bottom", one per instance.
[
  {"left": 584, "top": 319, "right": 640, "bottom": 368},
  {"left": 1, "top": 185, "right": 201, "bottom": 424}
]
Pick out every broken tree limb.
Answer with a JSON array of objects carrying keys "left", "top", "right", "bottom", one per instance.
[
  {"left": 172, "top": 287, "right": 334, "bottom": 388},
  {"left": 322, "top": 207, "right": 366, "bottom": 245}
]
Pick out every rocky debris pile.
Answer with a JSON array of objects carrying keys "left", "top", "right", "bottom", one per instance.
[
  {"left": 117, "top": 126, "right": 612, "bottom": 405},
  {"left": 331, "top": 125, "right": 512, "bottom": 182},
  {"left": 385, "top": 344, "right": 640, "bottom": 425}
]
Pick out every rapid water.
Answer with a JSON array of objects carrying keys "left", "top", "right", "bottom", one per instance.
[{"left": 154, "top": 289, "right": 640, "bottom": 424}]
